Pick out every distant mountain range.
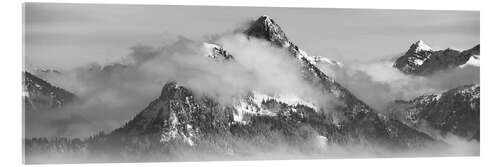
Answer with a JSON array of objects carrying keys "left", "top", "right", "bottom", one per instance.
[{"left": 393, "top": 40, "right": 479, "bottom": 75}]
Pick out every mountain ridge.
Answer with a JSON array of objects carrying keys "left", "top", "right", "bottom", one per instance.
[
  {"left": 103, "top": 15, "right": 438, "bottom": 152},
  {"left": 393, "top": 40, "right": 480, "bottom": 75},
  {"left": 387, "top": 84, "right": 480, "bottom": 141},
  {"left": 23, "top": 71, "right": 77, "bottom": 111}
]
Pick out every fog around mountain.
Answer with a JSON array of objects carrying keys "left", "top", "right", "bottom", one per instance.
[{"left": 23, "top": 3, "right": 480, "bottom": 163}]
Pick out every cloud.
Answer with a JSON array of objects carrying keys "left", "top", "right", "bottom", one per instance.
[
  {"left": 29, "top": 30, "right": 480, "bottom": 139},
  {"left": 45, "top": 114, "right": 91, "bottom": 137},
  {"left": 330, "top": 59, "right": 479, "bottom": 111},
  {"left": 27, "top": 33, "right": 335, "bottom": 138},
  {"left": 25, "top": 33, "right": 479, "bottom": 160}
]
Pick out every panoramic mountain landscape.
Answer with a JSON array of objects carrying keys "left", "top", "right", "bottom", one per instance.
[{"left": 23, "top": 4, "right": 480, "bottom": 164}]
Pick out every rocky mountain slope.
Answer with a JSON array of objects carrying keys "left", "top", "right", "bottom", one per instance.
[
  {"left": 244, "top": 15, "right": 437, "bottom": 145},
  {"left": 23, "top": 72, "right": 77, "bottom": 112},
  {"left": 393, "top": 40, "right": 479, "bottom": 75},
  {"left": 91, "top": 16, "right": 438, "bottom": 157},
  {"left": 386, "top": 84, "right": 479, "bottom": 141}
]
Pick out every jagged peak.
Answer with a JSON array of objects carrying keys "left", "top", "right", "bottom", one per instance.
[
  {"left": 255, "top": 15, "right": 275, "bottom": 26},
  {"left": 258, "top": 15, "right": 272, "bottom": 23},
  {"left": 245, "top": 15, "right": 290, "bottom": 47},
  {"left": 160, "top": 82, "right": 190, "bottom": 100},
  {"left": 410, "top": 40, "right": 433, "bottom": 52}
]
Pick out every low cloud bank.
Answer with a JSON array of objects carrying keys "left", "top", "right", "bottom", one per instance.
[
  {"left": 329, "top": 59, "right": 479, "bottom": 111},
  {"left": 25, "top": 33, "right": 479, "bottom": 160},
  {"left": 27, "top": 34, "right": 332, "bottom": 138}
]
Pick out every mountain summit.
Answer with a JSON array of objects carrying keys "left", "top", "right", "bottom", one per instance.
[
  {"left": 245, "top": 15, "right": 291, "bottom": 48},
  {"left": 245, "top": 15, "right": 342, "bottom": 74},
  {"left": 393, "top": 41, "right": 480, "bottom": 75},
  {"left": 410, "top": 40, "right": 433, "bottom": 53}
]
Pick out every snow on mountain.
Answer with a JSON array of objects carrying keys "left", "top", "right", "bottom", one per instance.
[
  {"left": 160, "top": 110, "right": 197, "bottom": 146},
  {"left": 93, "top": 16, "right": 440, "bottom": 156},
  {"left": 203, "top": 43, "right": 234, "bottom": 61},
  {"left": 232, "top": 91, "right": 319, "bottom": 124},
  {"left": 23, "top": 72, "right": 77, "bottom": 111},
  {"left": 393, "top": 41, "right": 480, "bottom": 75},
  {"left": 243, "top": 15, "right": 438, "bottom": 147},
  {"left": 413, "top": 40, "right": 433, "bottom": 52},
  {"left": 245, "top": 15, "right": 292, "bottom": 48},
  {"left": 387, "top": 84, "right": 480, "bottom": 140},
  {"left": 460, "top": 55, "right": 480, "bottom": 68}
]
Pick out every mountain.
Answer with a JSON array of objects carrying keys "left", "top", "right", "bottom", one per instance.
[
  {"left": 393, "top": 40, "right": 480, "bottom": 75},
  {"left": 386, "top": 84, "right": 480, "bottom": 141},
  {"left": 93, "top": 15, "right": 438, "bottom": 157},
  {"left": 23, "top": 71, "right": 77, "bottom": 112},
  {"left": 203, "top": 43, "right": 234, "bottom": 61},
  {"left": 243, "top": 15, "right": 436, "bottom": 145}
]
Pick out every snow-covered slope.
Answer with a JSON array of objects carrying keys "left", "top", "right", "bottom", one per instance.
[
  {"left": 105, "top": 16, "right": 437, "bottom": 151},
  {"left": 387, "top": 84, "right": 480, "bottom": 140}
]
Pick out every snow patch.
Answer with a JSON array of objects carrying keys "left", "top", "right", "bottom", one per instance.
[
  {"left": 252, "top": 91, "right": 318, "bottom": 111},
  {"left": 231, "top": 91, "right": 319, "bottom": 123},
  {"left": 460, "top": 55, "right": 480, "bottom": 68},
  {"left": 203, "top": 43, "right": 220, "bottom": 58},
  {"left": 412, "top": 58, "right": 425, "bottom": 66},
  {"left": 160, "top": 112, "right": 196, "bottom": 146},
  {"left": 414, "top": 40, "right": 433, "bottom": 52}
]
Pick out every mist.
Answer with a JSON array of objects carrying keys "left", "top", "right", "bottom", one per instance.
[
  {"left": 25, "top": 121, "right": 479, "bottom": 164},
  {"left": 24, "top": 34, "right": 479, "bottom": 162},
  {"left": 26, "top": 33, "right": 332, "bottom": 138},
  {"left": 329, "top": 58, "right": 479, "bottom": 111},
  {"left": 25, "top": 32, "right": 480, "bottom": 139}
]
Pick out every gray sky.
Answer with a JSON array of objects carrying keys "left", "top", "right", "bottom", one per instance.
[{"left": 25, "top": 3, "right": 479, "bottom": 70}]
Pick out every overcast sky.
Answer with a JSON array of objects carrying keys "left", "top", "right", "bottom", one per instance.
[{"left": 24, "top": 3, "right": 479, "bottom": 70}]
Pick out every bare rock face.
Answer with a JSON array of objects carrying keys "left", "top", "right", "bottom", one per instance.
[
  {"left": 393, "top": 40, "right": 479, "bottom": 75},
  {"left": 387, "top": 84, "right": 480, "bottom": 141}
]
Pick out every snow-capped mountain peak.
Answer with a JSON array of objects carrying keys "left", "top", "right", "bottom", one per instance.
[
  {"left": 245, "top": 15, "right": 291, "bottom": 48},
  {"left": 413, "top": 40, "right": 433, "bottom": 52},
  {"left": 394, "top": 41, "right": 479, "bottom": 75},
  {"left": 103, "top": 16, "right": 439, "bottom": 155}
]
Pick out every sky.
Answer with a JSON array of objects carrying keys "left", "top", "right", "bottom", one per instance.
[{"left": 24, "top": 3, "right": 479, "bottom": 70}]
